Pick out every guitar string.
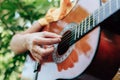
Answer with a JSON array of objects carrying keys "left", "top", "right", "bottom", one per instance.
[
  {"left": 60, "top": 0, "right": 115, "bottom": 44},
  {"left": 57, "top": 0, "right": 117, "bottom": 47},
  {"left": 58, "top": 0, "right": 111, "bottom": 44},
  {"left": 57, "top": 0, "right": 116, "bottom": 52},
  {"left": 59, "top": 0, "right": 113, "bottom": 44},
  {"left": 58, "top": 5, "right": 113, "bottom": 48},
  {"left": 60, "top": 0, "right": 111, "bottom": 43},
  {"left": 58, "top": 0, "right": 119, "bottom": 58},
  {"left": 59, "top": 3, "right": 116, "bottom": 50}
]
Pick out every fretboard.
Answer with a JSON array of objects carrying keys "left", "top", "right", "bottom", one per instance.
[{"left": 70, "top": 0, "right": 120, "bottom": 46}]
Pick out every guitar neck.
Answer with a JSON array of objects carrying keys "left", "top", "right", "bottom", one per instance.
[
  {"left": 70, "top": 0, "right": 120, "bottom": 46},
  {"left": 93, "top": 0, "right": 120, "bottom": 26}
]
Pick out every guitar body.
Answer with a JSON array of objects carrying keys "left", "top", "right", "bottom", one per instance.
[
  {"left": 21, "top": 0, "right": 120, "bottom": 80},
  {"left": 83, "top": 30, "right": 120, "bottom": 80}
]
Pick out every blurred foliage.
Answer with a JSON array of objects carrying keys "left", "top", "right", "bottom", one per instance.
[{"left": 0, "top": 0, "right": 59, "bottom": 80}]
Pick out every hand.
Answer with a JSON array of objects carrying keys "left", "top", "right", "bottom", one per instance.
[{"left": 24, "top": 31, "right": 61, "bottom": 63}]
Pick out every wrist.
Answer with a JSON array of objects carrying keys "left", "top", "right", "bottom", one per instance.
[{"left": 22, "top": 33, "right": 31, "bottom": 51}]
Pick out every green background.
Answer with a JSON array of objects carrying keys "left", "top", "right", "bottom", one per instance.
[{"left": 0, "top": 0, "right": 59, "bottom": 80}]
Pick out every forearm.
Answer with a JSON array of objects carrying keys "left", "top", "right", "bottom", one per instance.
[
  {"left": 10, "top": 21, "right": 42, "bottom": 54},
  {"left": 10, "top": 33, "right": 29, "bottom": 54}
]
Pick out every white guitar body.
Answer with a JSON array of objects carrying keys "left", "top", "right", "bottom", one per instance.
[{"left": 21, "top": 0, "right": 101, "bottom": 80}]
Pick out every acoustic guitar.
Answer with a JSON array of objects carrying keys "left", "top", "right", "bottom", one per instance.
[{"left": 21, "top": 0, "right": 120, "bottom": 80}]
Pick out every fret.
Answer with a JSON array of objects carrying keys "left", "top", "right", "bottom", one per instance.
[
  {"left": 118, "top": 0, "right": 120, "bottom": 7},
  {"left": 111, "top": 0, "right": 117, "bottom": 13},
  {"left": 84, "top": 18, "right": 87, "bottom": 33},
  {"left": 81, "top": 21, "right": 84, "bottom": 35},
  {"left": 109, "top": 0, "right": 112, "bottom": 14},
  {"left": 97, "top": 9, "right": 100, "bottom": 24},
  {"left": 99, "top": 7, "right": 104, "bottom": 23},
  {"left": 116, "top": 0, "right": 119, "bottom": 9},
  {"left": 92, "top": 12, "right": 95, "bottom": 27},
  {"left": 104, "top": 2, "right": 110, "bottom": 20},
  {"left": 77, "top": 24, "right": 80, "bottom": 38},
  {"left": 89, "top": 15, "right": 95, "bottom": 29},
  {"left": 87, "top": 18, "right": 89, "bottom": 29},
  {"left": 117, "top": 0, "right": 120, "bottom": 8},
  {"left": 93, "top": 9, "right": 99, "bottom": 25},
  {"left": 88, "top": 15, "right": 91, "bottom": 30},
  {"left": 118, "top": 0, "right": 120, "bottom": 8},
  {"left": 103, "top": 4, "right": 105, "bottom": 19},
  {"left": 74, "top": 24, "right": 77, "bottom": 40}
]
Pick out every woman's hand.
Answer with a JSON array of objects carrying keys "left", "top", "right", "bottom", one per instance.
[{"left": 24, "top": 31, "right": 61, "bottom": 63}]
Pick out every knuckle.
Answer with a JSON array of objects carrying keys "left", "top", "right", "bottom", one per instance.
[
  {"left": 32, "top": 46, "right": 35, "bottom": 51},
  {"left": 43, "top": 31, "right": 47, "bottom": 33},
  {"left": 31, "top": 46, "right": 37, "bottom": 53},
  {"left": 33, "top": 39, "right": 36, "bottom": 44},
  {"left": 41, "top": 50, "right": 46, "bottom": 54},
  {"left": 47, "top": 40, "right": 52, "bottom": 44},
  {"left": 31, "top": 48, "right": 35, "bottom": 52},
  {"left": 38, "top": 56, "right": 42, "bottom": 61}
]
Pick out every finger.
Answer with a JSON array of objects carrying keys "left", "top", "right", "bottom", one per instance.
[
  {"left": 42, "top": 31, "right": 62, "bottom": 38},
  {"left": 30, "top": 47, "right": 42, "bottom": 62},
  {"left": 34, "top": 37, "right": 61, "bottom": 45},
  {"left": 34, "top": 45, "right": 54, "bottom": 56},
  {"left": 32, "top": 52, "right": 43, "bottom": 63},
  {"left": 41, "top": 47, "right": 54, "bottom": 56},
  {"left": 31, "top": 52, "right": 40, "bottom": 62},
  {"left": 32, "top": 45, "right": 43, "bottom": 57},
  {"left": 43, "top": 45, "right": 54, "bottom": 49}
]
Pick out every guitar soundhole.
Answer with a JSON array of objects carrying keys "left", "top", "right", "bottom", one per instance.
[{"left": 57, "top": 30, "right": 72, "bottom": 55}]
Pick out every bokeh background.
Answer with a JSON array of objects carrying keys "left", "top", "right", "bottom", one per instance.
[{"left": 0, "top": 0, "right": 59, "bottom": 80}]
